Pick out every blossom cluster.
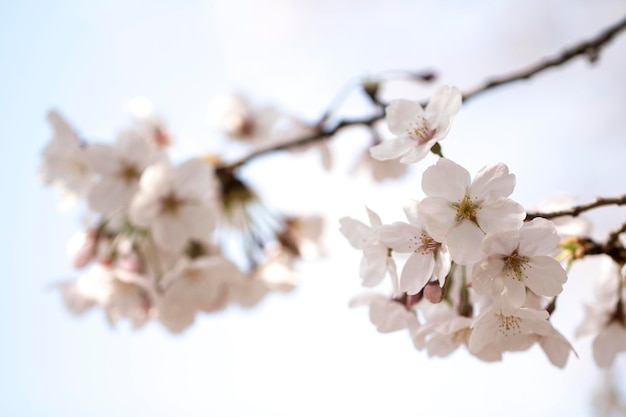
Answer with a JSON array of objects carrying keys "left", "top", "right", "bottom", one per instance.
[
  {"left": 340, "top": 86, "right": 626, "bottom": 367},
  {"left": 40, "top": 107, "right": 325, "bottom": 332}
]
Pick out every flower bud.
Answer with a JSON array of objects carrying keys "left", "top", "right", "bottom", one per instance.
[{"left": 424, "top": 282, "right": 443, "bottom": 303}]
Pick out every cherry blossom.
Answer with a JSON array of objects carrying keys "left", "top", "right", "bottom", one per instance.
[
  {"left": 157, "top": 255, "right": 238, "bottom": 333},
  {"left": 39, "top": 110, "right": 91, "bottom": 210},
  {"left": 339, "top": 207, "right": 395, "bottom": 287},
  {"left": 129, "top": 158, "right": 218, "bottom": 253},
  {"left": 418, "top": 158, "right": 525, "bottom": 264},
  {"left": 369, "top": 85, "right": 462, "bottom": 164},
  {"left": 472, "top": 218, "right": 567, "bottom": 314},
  {"left": 468, "top": 305, "right": 556, "bottom": 356},
  {"left": 577, "top": 258, "right": 626, "bottom": 368},
  {"left": 85, "top": 128, "right": 164, "bottom": 215},
  {"left": 350, "top": 293, "right": 419, "bottom": 333},
  {"left": 61, "top": 265, "right": 153, "bottom": 329},
  {"left": 379, "top": 200, "right": 450, "bottom": 294}
]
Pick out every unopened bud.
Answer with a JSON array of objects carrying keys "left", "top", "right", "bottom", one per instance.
[{"left": 424, "top": 282, "right": 443, "bottom": 303}]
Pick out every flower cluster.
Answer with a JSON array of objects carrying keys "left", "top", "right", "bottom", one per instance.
[
  {"left": 41, "top": 109, "right": 325, "bottom": 332},
  {"left": 342, "top": 87, "right": 578, "bottom": 366}
]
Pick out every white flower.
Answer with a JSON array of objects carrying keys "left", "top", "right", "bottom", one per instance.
[
  {"left": 369, "top": 85, "right": 462, "bottom": 164},
  {"left": 129, "top": 158, "right": 218, "bottom": 253},
  {"left": 536, "top": 328, "right": 577, "bottom": 368},
  {"left": 472, "top": 218, "right": 567, "bottom": 314},
  {"left": 85, "top": 129, "right": 164, "bottom": 215},
  {"left": 61, "top": 265, "right": 152, "bottom": 329},
  {"left": 39, "top": 110, "right": 91, "bottom": 210},
  {"left": 469, "top": 305, "right": 556, "bottom": 356},
  {"left": 339, "top": 207, "right": 394, "bottom": 287},
  {"left": 418, "top": 158, "right": 525, "bottom": 264},
  {"left": 350, "top": 147, "right": 409, "bottom": 182},
  {"left": 350, "top": 293, "right": 419, "bottom": 333},
  {"left": 157, "top": 255, "right": 238, "bottom": 333},
  {"left": 577, "top": 258, "right": 626, "bottom": 368},
  {"left": 379, "top": 200, "right": 450, "bottom": 294}
]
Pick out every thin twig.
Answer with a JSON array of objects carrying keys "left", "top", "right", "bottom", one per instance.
[
  {"left": 462, "top": 14, "right": 626, "bottom": 102},
  {"left": 526, "top": 195, "right": 626, "bottom": 220},
  {"left": 216, "top": 14, "right": 626, "bottom": 173}
]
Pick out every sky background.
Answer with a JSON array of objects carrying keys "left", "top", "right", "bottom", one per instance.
[{"left": 1, "top": 0, "right": 626, "bottom": 416}]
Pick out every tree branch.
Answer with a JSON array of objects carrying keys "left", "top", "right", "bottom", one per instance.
[
  {"left": 217, "top": 14, "right": 626, "bottom": 174},
  {"left": 462, "top": 14, "right": 626, "bottom": 102},
  {"left": 526, "top": 195, "right": 626, "bottom": 220}
]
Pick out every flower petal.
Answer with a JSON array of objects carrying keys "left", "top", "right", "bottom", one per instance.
[
  {"left": 422, "top": 158, "right": 470, "bottom": 200},
  {"left": 400, "top": 252, "right": 435, "bottom": 295},
  {"left": 446, "top": 220, "right": 485, "bottom": 264},
  {"left": 385, "top": 99, "right": 424, "bottom": 135},
  {"left": 418, "top": 197, "right": 456, "bottom": 242},
  {"left": 369, "top": 137, "right": 413, "bottom": 161},
  {"left": 523, "top": 256, "right": 567, "bottom": 297},
  {"left": 469, "top": 162, "right": 516, "bottom": 200}
]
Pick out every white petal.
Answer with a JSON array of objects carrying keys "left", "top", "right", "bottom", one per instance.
[
  {"left": 523, "top": 256, "right": 567, "bottom": 297},
  {"left": 499, "top": 277, "right": 527, "bottom": 314},
  {"left": 477, "top": 198, "right": 525, "bottom": 233},
  {"left": 88, "top": 178, "right": 135, "bottom": 215},
  {"left": 433, "top": 249, "right": 451, "bottom": 286},
  {"left": 539, "top": 330, "right": 575, "bottom": 369},
  {"left": 399, "top": 144, "right": 431, "bottom": 164},
  {"left": 518, "top": 218, "right": 560, "bottom": 257},
  {"left": 365, "top": 206, "right": 383, "bottom": 228},
  {"left": 359, "top": 243, "right": 388, "bottom": 286},
  {"left": 469, "top": 162, "right": 516, "bottom": 200},
  {"left": 482, "top": 229, "right": 519, "bottom": 256},
  {"left": 152, "top": 215, "right": 189, "bottom": 252},
  {"left": 472, "top": 259, "right": 504, "bottom": 295},
  {"left": 402, "top": 200, "right": 422, "bottom": 226},
  {"left": 468, "top": 310, "right": 498, "bottom": 353},
  {"left": 593, "top": 323, "right": 626, "bottom": 368},
  {"left": 400, "top": 253, "right": 435, "bottom": 295},
  {"left": 418, "top": 197, "right": 457, "bottom": 242},
  {"left": 422, "top": 158, "right": 470, "bottom": 200},
  {"left": 175, "top": 158, "right": 214, "bottom": 198},
  {"left": 379, "top": 222, "right": 420, "bottom": 253},
  {"left": 446, "top": 221, "right": 485, "bottom": 264},
  {"left": 385, "top": 99, "right": 424, "bottom": 135},
  {"left": 338, "top": 217, "right": 375, "bottom": 249},
  {"left": 84, "top": 143, "right": 120, "bottom": 175},
  {"left": 369, "top": 137, "right": 413, "bottom": 161},
  {"left": 424, "top": 85, "right": 462, "bottom": 135}
]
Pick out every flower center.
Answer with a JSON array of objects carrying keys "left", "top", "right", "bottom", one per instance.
[
  {"left": 417, "top": 233, "right": 440, "bottom": 255},
  {"left": 498, "top": 315, "right": 522, "bottom": 335},
  {"left": 160, "top": 192, "right": 183, "bottom": 215},
  {"left": 503, "top": 251, "right": 529, "bottom": 281},
  {"left": 406, "top": 117, "right": 434, "bottom": 144},
  {"left": 451, "top": 194, "right": 480, "bottom": 223},
  {"left": 118, "top": 163, "right": 141, "bottom": 184}
]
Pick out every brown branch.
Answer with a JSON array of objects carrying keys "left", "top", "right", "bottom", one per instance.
[
  {"left": 462, "top": 14, "right": 626, "bottom": 102},
  {"left": 217, "top": 14, "right": 626, "bottom": 174},
  {"left": 526, "top": 195, "right": 626, "bottom": 220},
  {"left": 575, "top": 219, "right": 626, "bottom": 265}
]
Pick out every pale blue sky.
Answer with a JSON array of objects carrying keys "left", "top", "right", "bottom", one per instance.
[{"left": 1, "top": 1, "right": 626, "bottom": 416}]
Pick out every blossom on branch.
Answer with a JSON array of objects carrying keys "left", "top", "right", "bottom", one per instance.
[
  {"left": 129, "top": 158, "right": 218, "bottom": 253},
  {"left": 39, "top": 110, "right": 91, "bottom": 210},
  {"left": 339, "top": 207, "right": 395, "bottom": 287},
  {"left": 369, "top": 85, "right": 461, "bottom": 164},
  {"left": 418, "top": 158, "right": 525, "bottom": 264},
  {"left": 472, "top": 218, "right": 567, "bottom": 314},
  {"left": 379, "top": 200, "right": 450, "bottom": 295}
]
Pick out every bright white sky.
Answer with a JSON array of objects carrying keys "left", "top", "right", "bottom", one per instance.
[{"left": 1, "top": 1, "right": 626, "bottom": 416}]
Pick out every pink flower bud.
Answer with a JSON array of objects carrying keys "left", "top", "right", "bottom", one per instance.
[{"left": 424, "top": 282, "right": 443, "bottom": 303}]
